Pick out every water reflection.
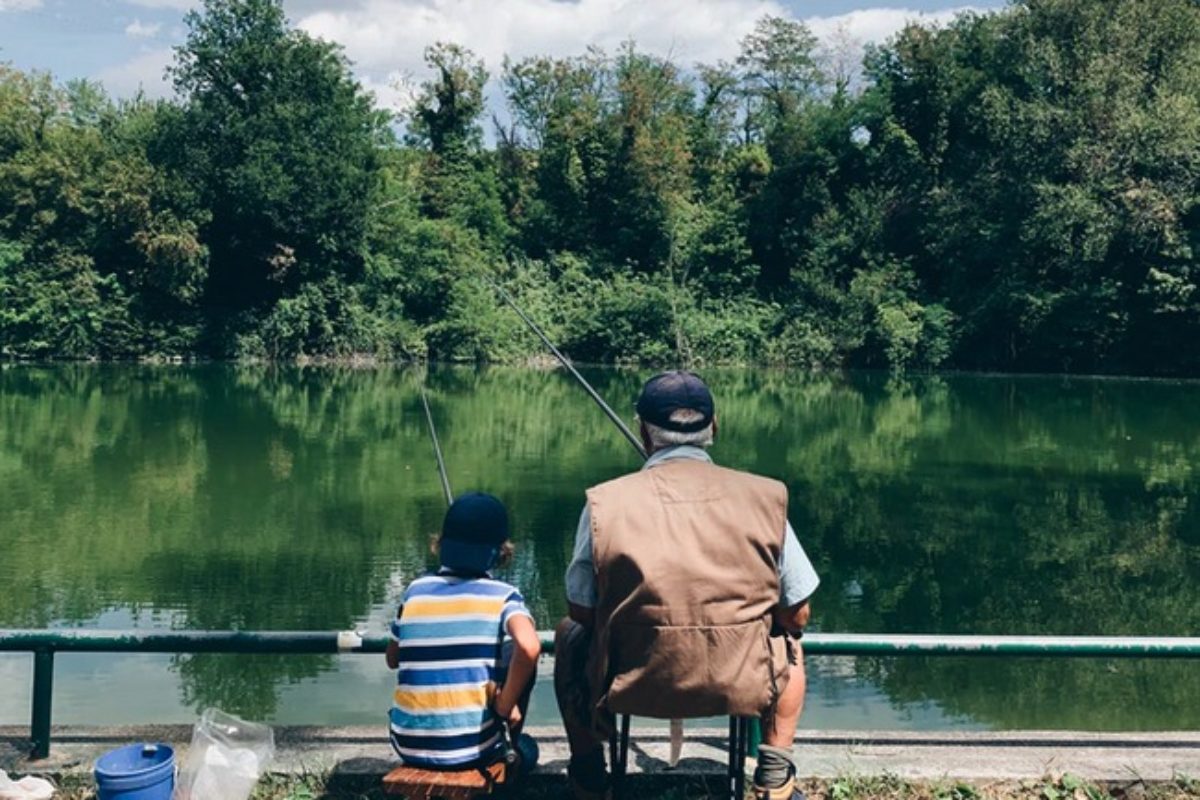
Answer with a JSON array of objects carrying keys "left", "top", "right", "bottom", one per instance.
[{"left": 0, "top": 365, "right": 1198, "bottom": 729}]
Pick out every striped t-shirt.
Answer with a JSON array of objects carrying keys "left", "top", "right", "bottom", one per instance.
[{"left": 388, "top": 571, "right": 532, "bottom": 767}]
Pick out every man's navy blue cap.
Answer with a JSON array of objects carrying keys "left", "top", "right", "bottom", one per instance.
[
  {"left": 635, "top": 371, "right": 715, "bottom": 433},
  {"left": 440, "top": 492, "right": 509, "bottom": 574}
]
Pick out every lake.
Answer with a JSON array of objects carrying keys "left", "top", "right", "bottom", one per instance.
[{"left": 1, "top": 364, "right": 1199, "bottom": 731}]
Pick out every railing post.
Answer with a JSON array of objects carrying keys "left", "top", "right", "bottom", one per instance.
[{"left": 29, "top": 647, "right": 54, "bottom": 760}]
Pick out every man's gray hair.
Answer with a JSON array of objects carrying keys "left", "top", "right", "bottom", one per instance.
[{"left": 640, "top": 408, "right": 714, "bottom": 450}]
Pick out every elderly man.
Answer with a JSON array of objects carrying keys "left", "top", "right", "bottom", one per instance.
[{"left": 555, "top": 371, "right": 820, "bottom": 800}]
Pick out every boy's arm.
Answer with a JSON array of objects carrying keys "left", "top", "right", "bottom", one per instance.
[
  {"left": 494, "top": 614, "right": 541, "bottom": 725},
  {"left": 385, "top": 605, "right": 403, "bottom": 670}
]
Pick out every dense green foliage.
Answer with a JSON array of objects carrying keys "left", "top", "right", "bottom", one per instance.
[{"left": 1, "top": 0, "right": 1199, "bottom": 373}]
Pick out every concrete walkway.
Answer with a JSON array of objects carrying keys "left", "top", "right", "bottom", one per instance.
[{"left": 3, "top": 726, "right": 1199, "bottom": 782}]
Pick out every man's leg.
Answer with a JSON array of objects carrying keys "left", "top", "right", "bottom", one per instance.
[
  {"left": 765, "top": 657, "right": 806, "bottom": 746},
  {"left": 553, "top": 618, "right": 609, "bottom": 797},
  {"left": 755, "top": 643, "right": 807, "bottom": 798}
]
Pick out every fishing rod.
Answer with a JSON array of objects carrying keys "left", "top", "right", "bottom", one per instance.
[
  {"left": 485, "top": 277, "right": 647, "bottom": 461},
  {"left": 419, "top": 384, "right": 454, "bottom": 507}
]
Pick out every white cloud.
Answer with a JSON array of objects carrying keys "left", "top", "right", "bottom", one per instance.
[
  {"left": 297, "top": 0, "right": 788, "bottom": 80},
  {"left": 124, "top": 0, "right": 195, "bottom": 8},
  {"left": 805, "top": 6, "right": 984, "bottom": 45},
  {"left": 294, "top": 1, "right": 982, "bottom": 112},
  {"left": 95, "top": 48, "right": 176, "bottom": 100},
  {"left": 125, "top": 19, "right": 163, "bottom": 38},
  {"left": 0, "top": 0, "right": 42, "bottom": 10}
]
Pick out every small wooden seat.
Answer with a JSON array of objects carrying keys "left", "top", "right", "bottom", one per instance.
[{"left": 382, "top": 760, "right": 508, "bottom": 800}]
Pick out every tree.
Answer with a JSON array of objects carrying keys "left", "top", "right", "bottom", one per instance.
[
  {"left": 866, "top": 0, "right": 1200, "bottom": 373},
  {"left": 170, "top": 0, "right": 386, "bottom": 339},
  {"left": 406, "top": 43, "right": 509, "bottom": 248},
  {"left": 736, "top": 16, "right": 824, "bottom": 141},
  {"left": 408, "top": 43, "right": 487, "bottom": 156}
]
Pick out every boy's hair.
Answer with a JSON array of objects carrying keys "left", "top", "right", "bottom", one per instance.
[{"left": 431, "top": 536, "right": 515, "bottom": 568}]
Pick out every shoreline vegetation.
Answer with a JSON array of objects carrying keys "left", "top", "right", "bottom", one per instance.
[{"left": 2, "top": 0, "right": 1200, "bottom": 376}]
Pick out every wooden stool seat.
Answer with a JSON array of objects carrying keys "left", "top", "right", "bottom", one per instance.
[{"left": 382, "top": 760, "right": 508, "bottom": 800}]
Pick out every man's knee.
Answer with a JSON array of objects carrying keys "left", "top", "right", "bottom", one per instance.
[{"left": 553, "top": 617, "right": 590, "bottom": 683}]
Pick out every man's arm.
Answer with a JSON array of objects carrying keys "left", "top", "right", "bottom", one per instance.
[
  {"left": 564, "top": 506, "right": 598, "bottom": 628},
  {"left": 777, "top": 522, "right": 819, "bottom": 633}
]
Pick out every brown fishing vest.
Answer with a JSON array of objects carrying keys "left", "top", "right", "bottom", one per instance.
[{"left": 585, "top": 457, "right": 791, "bottom": 720}]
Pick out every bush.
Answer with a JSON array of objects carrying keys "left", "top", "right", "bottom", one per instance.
[
  {"left": 765, "top": 314, "right": 839, "bottom": 368},
  {"left": 252, "top": 278, "right": 412, "bottom": 359},
  {"left": 677, "top": 295, "right": 773, "bottom": 366},
  {"left": 561, "top": 271, "right": 676, "bottom": 363}
]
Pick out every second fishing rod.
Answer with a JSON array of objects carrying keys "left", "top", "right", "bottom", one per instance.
[{"left": 485, "top": 277, "right": 647, "bottom": 463}]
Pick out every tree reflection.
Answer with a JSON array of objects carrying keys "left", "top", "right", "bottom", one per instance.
[{"left": 1, "top": 365, "right": 1198, "bottom": 727}]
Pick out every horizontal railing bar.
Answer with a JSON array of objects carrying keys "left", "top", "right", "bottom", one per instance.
[
  {"left": 4, "top": 630, "right": 1200, "bottom": 658},
  {"left": 801, "top": 633, "right": 1200, "bottom": 658}
]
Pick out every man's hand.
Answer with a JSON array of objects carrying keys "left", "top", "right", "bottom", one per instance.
[{"left": 774, "top": 599, "right": 811, "bottom": 635}]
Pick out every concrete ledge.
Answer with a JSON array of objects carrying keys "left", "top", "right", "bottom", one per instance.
[{"left": 4, "top": 727, "right": 1200, "bottom": 782}]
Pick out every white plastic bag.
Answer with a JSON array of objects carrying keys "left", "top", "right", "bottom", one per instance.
[
  {"left": 0, "top": 770, "right": 54, "bottom": 800},
  {"left": 175, "top": 708, "right": 274, "bottom": 800}
]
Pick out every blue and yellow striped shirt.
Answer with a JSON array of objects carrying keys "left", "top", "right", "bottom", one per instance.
[{"left": 388, "top": 572, "right": 531, "bottom": 767}]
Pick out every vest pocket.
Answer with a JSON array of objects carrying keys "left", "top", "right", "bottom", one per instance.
[{"left": 603, "top": 619, "right": 774, "bottom": 719}]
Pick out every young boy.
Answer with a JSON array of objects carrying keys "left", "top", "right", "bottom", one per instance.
[{"left": 385, "top": 492, "right": 542, "bottom": 771}]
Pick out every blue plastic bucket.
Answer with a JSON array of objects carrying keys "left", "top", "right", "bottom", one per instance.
[{"left": 94, "top": 743, "right": 174, "bottom": 800}]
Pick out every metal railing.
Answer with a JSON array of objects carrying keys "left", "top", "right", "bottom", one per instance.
[{"left": 4, "top": 629, "right": 1200, "bottom": 760}]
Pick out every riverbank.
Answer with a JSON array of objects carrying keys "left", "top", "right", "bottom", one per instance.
[
  {"left": 5, "top": 726, "right": 1200, "bottom": 799},
  {"left": 42, "top": 772, "right": 1200, "bottom": 800}
]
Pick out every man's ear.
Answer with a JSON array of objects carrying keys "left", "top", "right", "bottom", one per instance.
[
  {"left": 711, "top": 415, "right": 719, "bottom": 441},
  {"left": 639, "top": 420, "right": 652, "bottom": 454}
]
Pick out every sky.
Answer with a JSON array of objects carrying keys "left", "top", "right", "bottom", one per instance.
[{"left": 0, "top": 0, "right": 1006, "bottom": 112}]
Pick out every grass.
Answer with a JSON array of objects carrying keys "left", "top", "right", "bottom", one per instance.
[{"left": 45, "top": 772, "right": 1200, "bottom": 800}]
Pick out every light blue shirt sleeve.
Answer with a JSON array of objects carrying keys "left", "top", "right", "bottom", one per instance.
[
  {"left": 565, "top": 506, "right": 598, "bottom": 608},
  {"left": 778, "top": 521, "right": 820, "bottom": 607},
  {"left": 501, "top": 589, "right": 534, "bottom": 634}
]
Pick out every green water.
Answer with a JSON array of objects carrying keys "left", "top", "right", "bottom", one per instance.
[{"left": 2, "top": 365, "right": 1199, "bottom": 731}]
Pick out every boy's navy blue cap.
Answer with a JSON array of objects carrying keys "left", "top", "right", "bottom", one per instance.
[
  {"left": 440, "top": 492, "right": 509, "bottom": 573},
  {"left": 635, "top": 371, "right": 715, "bottom": 433}
]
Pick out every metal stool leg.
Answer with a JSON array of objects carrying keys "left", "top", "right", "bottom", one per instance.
[
  {"left": 727, "top": 716, "right": 741, "bottom": 800},
  {"left": 727, "top": 717, "right": 750, "bottom": 800},
  {"left": 610, "top": 714, "right": 631, "bottom": 797},
  {"left": 736, "top": 717, "right": 749, "bottom": 799}
]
